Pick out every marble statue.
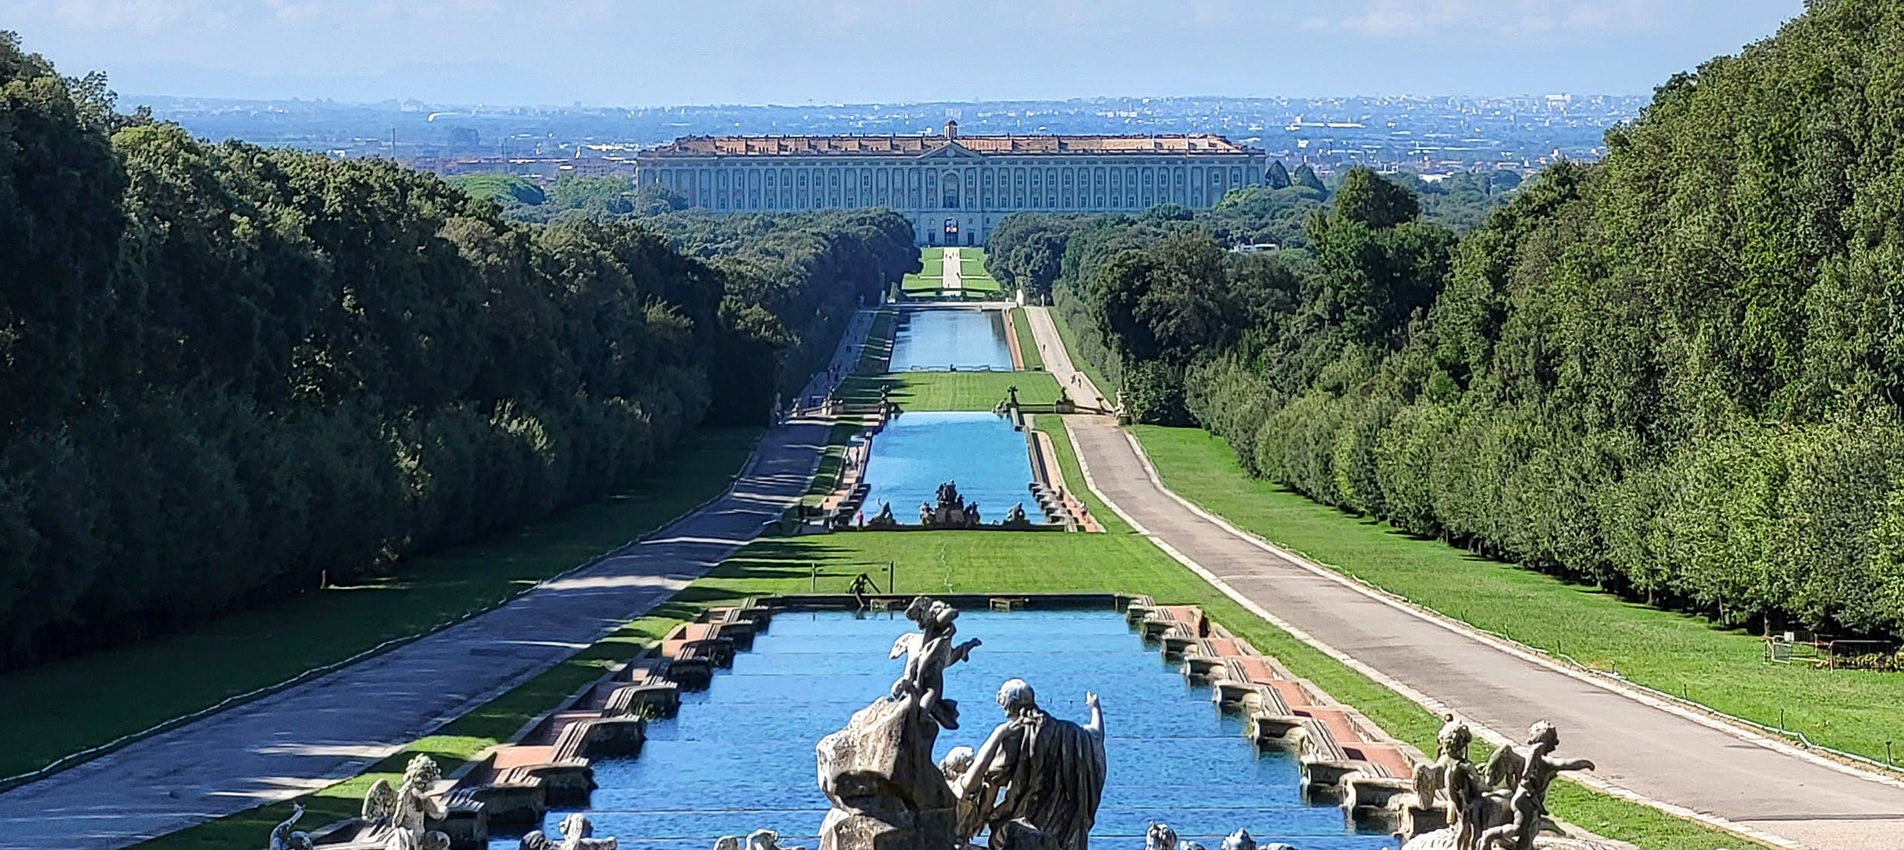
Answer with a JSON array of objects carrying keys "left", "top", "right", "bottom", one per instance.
[
  {"left": 1145, "top": 822, "right": 1201, "bottom": 850},
  {"left": 1402, "top": 720, "right": 1601, "bottom": 850},
  {"left": 1413, "top": 714, "right": 1493, "bottom": 848},
  {"left": 1477, "top": 723, "right": 1594, "bottom": 850},
  {"left": 920, "top": 481, "right": 981, "bottom": 528},
  {"left": 270, "top": 803, "right": 315, "bottom": 850},
  {"left": 889, "top": 597, "right": 982, "bottom": 730},
  {"left": 1219, "top": 830, "right": 1255, "bottom": 850},
  {"left": 713, "top": 830, "right": 804, "bottom": 850},
  {"left": 522, "top": 813, "right": 619, "bottom": 850},
  {"left": 814, "top": 598, "right": 977, "bottom": 850},
  {"left": 804, "top": 602, "right": 1112, "bottom": 850},
  {"left": 954, "top": 680, "right": 1107, "bottom": 850},
  {"left": 1002, "top": 502, "right": 1031, "bottom": 528},
  {"left": 358, "top": 755, "right": 450, "bottom": 850},
  {"left": 867, "top": 501, "right": 897, "bottom": 528}
]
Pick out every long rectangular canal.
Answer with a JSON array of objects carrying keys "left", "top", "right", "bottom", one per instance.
[{"left": 887, "top": 308, "right": 1014, "bottom": 372}]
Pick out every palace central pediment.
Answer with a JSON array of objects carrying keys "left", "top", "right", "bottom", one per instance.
[{"left": 915, "top": 142, "right": 985, "bottom": 162}]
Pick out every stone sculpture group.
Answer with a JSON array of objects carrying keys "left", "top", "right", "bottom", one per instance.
[
  {"left": 266, "top": 753, "right": 621, "bottom": 850},
  {"left": 920, "top": 481, "right": 982, "bottom": 528},
  {"left": 1404, "top": 715, "right": 1600, "bottom": 850},
  {"left": 799, "top": 596, "right": 1106, "bottom": 850}
]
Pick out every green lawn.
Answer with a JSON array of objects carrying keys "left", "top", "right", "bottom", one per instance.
[
  {"left": 841, "top": 371, "right": 1063, "bottom": 411},
  {"left": 901, "top": 271, "right": 943, "bottom": 292},
  {"left": 1011, "top": 308, "right": 1045, "bottom": 371},
  {"left": 919, "top": 246, "right": 944, "bottom": 265},
  {"left": 0, "top": 427, "right": 762, "bottom": 783},
  {"left": 1132, "top": 425, "right": 1904, "bottom": 765},
  {"left": 955, "top": 273, "right": 1003, "bottom": 294},
  {"left": 139, "top": 418, "right": 1767, "bottom": 850}
]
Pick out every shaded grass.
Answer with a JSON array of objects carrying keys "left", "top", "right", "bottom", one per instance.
[
  {"left": 0, "top": 429, "right": 762, "bottom": 782},
  {"left": 840, "top": 371, "right": 1063, "bottom": 412},
  {"left": 854, "top": 309, "right": 894, "bottom": 374},
  {"left": 1011, "top": 308, "right": 1045, "bottom": 371},
  {"left": 1131, "top": 425, "right": 1904, "bottom": 767}
]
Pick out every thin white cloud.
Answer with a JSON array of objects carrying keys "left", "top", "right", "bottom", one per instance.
[
  {"left": 1305, "top": 0, "right": 1664, "bottom": 37},
  {"left": 2, "top": 0, "right": 224, "bottom": 32}
]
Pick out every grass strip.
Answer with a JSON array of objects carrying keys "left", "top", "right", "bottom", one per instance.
[
  {"left": 839, "top": 371, "right": 1063, "bottom": 412},
  {"left": 1011, "top": 308, "right": 1045, "bottom": 371},
  {"left": 1131, "top": 425, "right": 1904, "bottom": 764},
  {"left": 0, "top": 428, "right": 761, "bottom": 781}
]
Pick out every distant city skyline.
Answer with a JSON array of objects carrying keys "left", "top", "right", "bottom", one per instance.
[{"left": 3, "top": 0, "right": 1804, "bottom": 106}]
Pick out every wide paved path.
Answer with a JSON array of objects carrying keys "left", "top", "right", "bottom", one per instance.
[
  {"left": 1023, "top": 306, "right": 1106, "bottom": 409},
  {"left": 0, "top": 314, "right": 877, "bottom": 850},
  {"left": 1063, "top": 417, "right": 1904, "bottom": 850},
  {"left": 942, "top": 247, "right": 964, "bottom": 292}
]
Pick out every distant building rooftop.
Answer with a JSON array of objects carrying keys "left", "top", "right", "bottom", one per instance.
[{"left": 641, "top": 133, "right": 1256, "bottom": 158}]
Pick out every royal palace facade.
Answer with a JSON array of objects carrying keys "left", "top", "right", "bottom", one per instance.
[{"left": 634, "top": 121, "right": 1269, "bottom": 245}]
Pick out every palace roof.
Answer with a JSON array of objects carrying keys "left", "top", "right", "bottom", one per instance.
[{"left": 639, "top": 134, "right": 1255, "bottom": 158}]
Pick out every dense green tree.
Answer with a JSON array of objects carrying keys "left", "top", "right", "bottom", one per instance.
[
  {"left": 0, "top": 35, "right": 913, "bottom": 667},
  {"left": 1291, "top": 164, "right": 1327, "bottom": 195},
  {"left": 1007, "top": 0, "right": 1904, "bottom": 641},
  {"left": 1266, "top": 160, "right": 1292, "bottom": 190}
]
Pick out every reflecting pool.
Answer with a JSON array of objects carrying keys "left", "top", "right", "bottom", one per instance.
[
  {"left": 861, "top": 411, "right": 1038, "bottom": 523},
  {"left": 887, "top": 308, "right": 1013, "bottom": 372},
  {"left": 497, "top": 610, "right": 1397, "bottom": 850}
]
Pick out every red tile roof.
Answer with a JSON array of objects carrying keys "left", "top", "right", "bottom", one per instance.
[{"left": 640, "top": 134, "right": 1253, "bottom": 158}]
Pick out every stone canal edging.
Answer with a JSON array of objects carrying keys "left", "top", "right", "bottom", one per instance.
[{"left": 322, "top": 593, "right": 1502, "bottom": 849}]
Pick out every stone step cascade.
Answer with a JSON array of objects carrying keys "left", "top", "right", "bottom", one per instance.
[
  {"left": 432, "top": 600, "right": 776, "bottom": 847},
  {"left": 1124, "top": 595, "right": 1429, "bottom": 838}
]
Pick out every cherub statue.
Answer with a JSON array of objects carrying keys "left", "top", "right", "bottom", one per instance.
[
  {"left": 521, "top": 813, "right": 618, "bottom": 850},
  {"left": 713, "top": 831, "right": 804, "bottom": 850},
  {"left": 888, "top": 597, "right": 981, "bottom": 730},
  {"left": 1477, "top": 722, "right": 1595, "bottom": 850},
  {"left": 269, "top": 803, "right": 314, "bottom": 850},
  {"left": 360, "top": 755, "right": 450, "bottom": 850},
  {"left": 1144, "top": 822, "right": 1203, "bottom": 850},
  {"left": 1219, "top": 829, "right": 1256, "bottom": 850},
  {"left": 1413, "top": 713, "right": 1495, "bottom": 847}
]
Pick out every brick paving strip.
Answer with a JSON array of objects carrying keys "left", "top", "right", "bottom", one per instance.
[
  {"left": 0, "top": 314, "right": 878, "bottom": 850},
  {"left": 1014, "top": 305, "right": 1904, "bottom": 850}
]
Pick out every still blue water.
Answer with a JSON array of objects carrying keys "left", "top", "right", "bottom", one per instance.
[
  {"left": 861, "top": 411, "right": 1039, "bottom": 524},
  {"left": 495, "top": 610, "right": 1397, "bottom": 850},
  {"left": 888, "top": 308, "right": 1014, "bottom": 372}
]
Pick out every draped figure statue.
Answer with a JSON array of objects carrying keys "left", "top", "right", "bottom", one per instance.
[{"left": 955, "top": 679, "right": 1107, "bottom": 850}]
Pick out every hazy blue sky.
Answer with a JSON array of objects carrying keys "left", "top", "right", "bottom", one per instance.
[{"left": 3, "top": 0, "right": 1805, "bottom": 105}]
